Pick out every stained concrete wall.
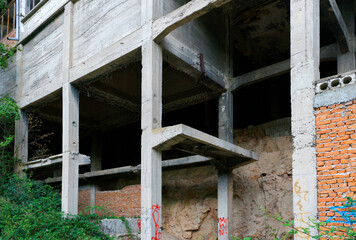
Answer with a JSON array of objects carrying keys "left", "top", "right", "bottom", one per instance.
[
  {"left": 0, "top": 57, "right": 16, "bottom": 98},
  {"left": 162, "top": 0, "right": 227, "bottom": 81},
  {"left": 20, "top": 13, "right": 64, "bottom": 107},
  {"left": 72, "top": 0, "right": 141, "bottom": 66}
]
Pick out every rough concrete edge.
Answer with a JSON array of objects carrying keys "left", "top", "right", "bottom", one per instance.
[{"left": 314, "top": 83, "right": 356, "bottom": 108}]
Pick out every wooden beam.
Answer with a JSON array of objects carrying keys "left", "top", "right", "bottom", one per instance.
[
  {"left": 153, "top": 0, "right": 231, "bottom": 43},
  {"left": 321, "top": 0, "right": 351, "bottom": 53}
]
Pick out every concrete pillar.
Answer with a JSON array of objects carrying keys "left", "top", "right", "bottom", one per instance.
[
  {"left": 140, "top": 1, "right": 163, "bottom": 239},
  {"left": 61, "top": 82, "right": 80, "bottom": 215},
  {"left": 337, "top": 0, "right": 355, "bottom": 73},
  {"left": 218, "top": 88, "right": 234, "bottom": 240},
  {"left": 290, "top": 0, "right": 320, "bottom": 238},
  {"left": 91, "top": 134, "right": 102, "bottom": 171},
  {"left": 61, "top": 1, "right": 78, "bottom": 215},
  {"left": 14, "top": 110, "right": 28, "bottom": 174},
  {"left": 141, "top": 40, "right": 163, "bottom": 240}
]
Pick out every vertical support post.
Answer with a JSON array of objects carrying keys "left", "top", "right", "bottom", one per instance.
[
  {"left": 218, "top": 87, "right": 234, "bottom": 240},
  {"left": 217, "top": 15, "right": 234, "bottom": 240},
  {"left": 290, "top": 0, "right": 319, "bottom": 238},
  {"left": 62, "top": 83, "right": 79, "bottom": 215},
  {"left": 141, "top": 1, "right": 163, "bottom": 239},
  {"left": 14, "top": 110, "right": 28, "bottom": 174},
  {"left": 61, "top": 1, "right": 78, "bottom": 215},
  {"left": 14, "top": 44, "right": 27, "bottom": 175},
  {"left": 337, "top": 0, "right": 355, "bottom": 73},
  {"left": 91, "top": 134, "right": 102, "bottom": 171},
  {"left": 141, "top": 40, "right": 163, "bottom": 240}
]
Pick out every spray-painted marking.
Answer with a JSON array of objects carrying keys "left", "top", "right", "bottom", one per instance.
[
  {"left": 326, "top": 201, "right": 356, "bottom": 225},
  {"left": 218, "top": 217, "right": 228, "bottom": 236},
  {"left": 152, "top": 205, "right": 162, "bottom": 240},
  {"left": 294, "top": 179, "right": 311, "bottom": 239},
  {"left": 137, "top": 218, "right": 141, "bottom": 232}
]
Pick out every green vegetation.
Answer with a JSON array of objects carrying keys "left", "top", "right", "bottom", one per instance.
[
  {"left": 0, "top": 0, "right": 17, "bottom": 71},
  {"left": 0, "top": 96, "right": 112, "bottom": 239},
  {"left": 233, "top": 198, "right": 356, "bottom": 239}
]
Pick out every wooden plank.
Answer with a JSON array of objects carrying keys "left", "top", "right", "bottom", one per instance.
[
  {"left": 153, "top": 0, "right": 231, "bottom": 43},
  {"left": 321, "top": 0, "right": 351, "bottom": 53}
]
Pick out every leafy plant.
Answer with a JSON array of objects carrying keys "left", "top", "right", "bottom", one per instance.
[
  {"left": 0, "top": 96, "right": 114, "bottom": 239},
  {"left": 233, "top": 198, "right": 356, "bottom": 240}
]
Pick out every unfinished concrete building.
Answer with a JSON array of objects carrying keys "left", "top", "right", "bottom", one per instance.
[{"left": 1, "top": 0, "right": 356, "bottom": 239}]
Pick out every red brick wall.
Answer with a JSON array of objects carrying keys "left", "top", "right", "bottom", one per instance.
[
  {"left": 316, "top": 100, "right": 356, "bottom": 226},
  {"left": 1, "top": 30, "right": 17, "bottom": 47},
  {"left": 78, "top": 189, "right": 91, "bottom": 214},
  {"left": 78, "top": 185, "right": 141, "bottom": 217}
]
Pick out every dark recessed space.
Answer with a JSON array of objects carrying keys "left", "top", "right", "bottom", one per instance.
[
  {"left": 320, "top": 60, "right": 338, "bottom": 78},
  {"left": 233, "top": 73, "right": 291, "bottom": 129}
]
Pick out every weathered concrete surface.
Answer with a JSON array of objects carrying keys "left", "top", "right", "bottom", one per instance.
[{"left": 161, "top": 118, "right": 292, "bottom": 239}]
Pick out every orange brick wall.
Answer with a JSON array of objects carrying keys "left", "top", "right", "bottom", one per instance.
[
  {"left": 78, "top": 189, "right": 91, "bottom": 213},
  {"left": 1, "top": 30, "right": 17, "bottom": 47},
  {"left": 316, "top": 100, "right": 356, "bottom": 225},
  {"left": 78, "top": 185, "right": 141, "bottom": 217}
]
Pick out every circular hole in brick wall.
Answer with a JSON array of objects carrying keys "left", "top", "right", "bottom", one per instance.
[
  {"left": 331, "top": 79, "right": 340, "bottom": 87},
  {"left": 343, "top": 76, "right": 352, "bottom": 84},
  {"left": 320, "top": 82, "right": 328, "bottom": 90}
]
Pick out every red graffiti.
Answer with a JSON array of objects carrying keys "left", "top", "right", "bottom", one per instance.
[
  {"left": 152, "top": 205, "right": 162, "bottom": 240},
  {"left": 218, "top": 217, "right": 228, "bottom": 236},
  {"left": 137, "top": 219, "right": 141, "bottom": 232}
]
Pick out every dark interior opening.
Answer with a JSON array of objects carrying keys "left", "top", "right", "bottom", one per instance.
[
  {"left": 320, "top": 60, "right": 338, "bottom": 78},
  {"left": 233, "top": 73, "right": 291, "bottom": 129}
]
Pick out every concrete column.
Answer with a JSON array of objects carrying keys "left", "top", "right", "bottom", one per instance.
[
  {"left": 91, "top": 134, "right": 102, "bottom": 171},
  {"left": 218, "top": 88, "right": 234, "bottom": 240},
  {"left": 337, "top": 0, "right": 355, "bottom": 73},
  {"left": 61, "top": 82, "right": 79, "bottom": 215},
  {"left": 14, "top": 110, "right": 28, "bottom": 174},
  {"left": 14, "top": 41, "right": 27, "bottom": 174},
  {"left": 141, "top": 1, "right": 163, "bottom": 239},
  {"left": 141, "top": 40, "right": 163, "bottom": 240},
  {"left": 61, "top": 1, "right": 78, "bottom": 215},
  {"left": 290, "top": 0, "right": 320, "bottom": 238}
]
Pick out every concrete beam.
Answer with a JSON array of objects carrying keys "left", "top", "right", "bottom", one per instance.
[
  {"left": 290, "top": 0, "right": 319, "bottom": 238},
  {"left": 24, "top": 153, "right": 90, "bottom": 170},
  {"left": 153, "top": 0, "right": 231, "bottom": 43},
  {"left": 80, "top": 85, "right": 140, "bottom": 113},
  {"left": 230, "top": 41, "right": 345, "bottom": 92},
  {"left": 321, "top": 0, "right": 351, "bottom": 53}
]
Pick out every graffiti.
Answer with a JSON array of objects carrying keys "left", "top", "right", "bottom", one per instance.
[
  {"left": 294, "top": 179, "right": 311, "bottom": 239},
  {"left": 218, "top": 217, "right": 228, "bottom": 236},
  {"left": 137, "top": 218, "right": 141, "bottom": 232},
  {"left": 326, "top": 201, "right": 356, "bottom": 225},
  {"left": 152, "top": 205, "right": 162, "bottom": 240}
]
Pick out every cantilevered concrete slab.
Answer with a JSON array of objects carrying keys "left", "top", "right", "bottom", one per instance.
[{"left": 152, "top": 124, "right": 258, "bottom": 168}]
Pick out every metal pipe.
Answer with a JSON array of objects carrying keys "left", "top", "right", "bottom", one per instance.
[{"left": 7, "top": 0, "right": 19, "bottom": 41}]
